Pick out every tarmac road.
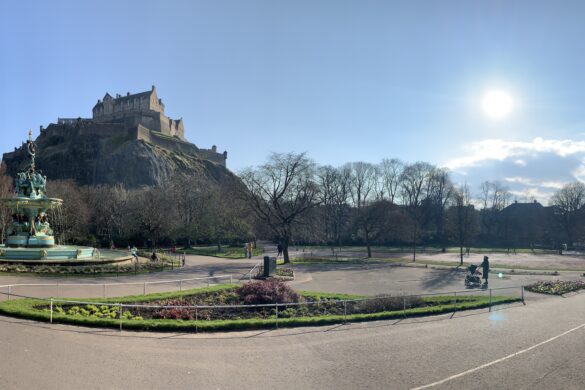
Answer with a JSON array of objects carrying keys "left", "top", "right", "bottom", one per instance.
[{"left": 0, "top": 292, "right": 584, "bottom": 389}]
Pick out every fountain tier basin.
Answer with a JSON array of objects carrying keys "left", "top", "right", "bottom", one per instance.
[{"left": 0, "top": 246, "right": 131, "bottom": 264}]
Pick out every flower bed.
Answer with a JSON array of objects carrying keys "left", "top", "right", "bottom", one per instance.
[
  {"left": 0, "top": 282, "right": 521, "bottom": 332},
  {"left": 525, "top": 280, "right": 585, "bottom": 295}
]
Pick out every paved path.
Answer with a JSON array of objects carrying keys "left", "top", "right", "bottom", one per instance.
[
  {"left": 0, "top": 255, "right": 259, "bottom": 300},
  {"left": 1, "top": 290, "right": 584, "bottom": 389},
  {"left": 2, "top": 252, "right": 584, "bottom": 389}
]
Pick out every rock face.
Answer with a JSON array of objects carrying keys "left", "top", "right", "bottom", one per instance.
[{"left": 2, "top": 123, "right": 239, "bottom": 189}]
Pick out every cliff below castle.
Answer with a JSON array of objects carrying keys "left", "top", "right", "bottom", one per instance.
[{"left": 2, "top": 123, "right": 238, "bottom": 189}]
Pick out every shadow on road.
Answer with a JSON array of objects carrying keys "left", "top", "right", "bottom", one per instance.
[{"left": 421, "top": 268, "right": 464, "bottom": 290}]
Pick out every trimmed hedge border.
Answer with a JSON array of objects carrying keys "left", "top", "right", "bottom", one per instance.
[{"left": 0, "top": 285, "right": 521, "bottom": 332}]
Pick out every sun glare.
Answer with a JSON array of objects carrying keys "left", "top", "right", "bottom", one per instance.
[{"left": 482, "top": 90, "right": 513, "bottom": 118}]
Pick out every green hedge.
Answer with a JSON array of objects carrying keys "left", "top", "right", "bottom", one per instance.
[{"left": 0, "top": 285, "right": 521, "bottom": 332}]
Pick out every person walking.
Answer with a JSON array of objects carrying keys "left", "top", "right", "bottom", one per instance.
[
  {"left": 277, "top": 243, "right": 283, "bottom": 258},
  {"left": 481, "top": 256, "right": 490, "bottom": 287},
  {"left": 131, "top": 246, "right": 138, "bottom": 262},
  {"left": 247, "top": 242, "right": 253, "bottom": 259}
]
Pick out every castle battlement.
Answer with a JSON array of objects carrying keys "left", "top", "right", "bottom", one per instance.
[{"left": 36, "top": 87, "right": 228, "bottom": 167}]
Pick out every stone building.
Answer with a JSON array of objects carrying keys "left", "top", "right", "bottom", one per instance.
[
  {"left": 92, "top": 85, "right": 185, "bottom": 140},
  {"left": 42, "top": 86, "right": 227, "bottom": 167}
]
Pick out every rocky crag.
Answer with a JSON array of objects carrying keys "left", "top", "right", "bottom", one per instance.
[{"left": 2, "top": 122, "right": 238, "bottom": 188}]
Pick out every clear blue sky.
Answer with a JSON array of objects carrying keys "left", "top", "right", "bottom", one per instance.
[{"left": 2, "top": 0, "right": 585, "bottom": 201}]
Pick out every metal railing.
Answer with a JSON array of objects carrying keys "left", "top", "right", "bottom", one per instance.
[{"left": 0, "top": 274, "right": 234, "bottom": 301}]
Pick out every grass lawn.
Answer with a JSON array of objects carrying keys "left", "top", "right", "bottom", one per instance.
[
  {"left": 295, "top": 245, "right": 559, "bottom": 255},
  {"left": 0, "top": 284, "right": 521, "bottom": 332},
  {"left": 287, "top": 256, "right": 585, "bottom": 272},
  {"left": 183, "top": 246, "right": 263, "bottom": 259}
]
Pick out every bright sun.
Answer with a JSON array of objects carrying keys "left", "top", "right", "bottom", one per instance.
[{"left": 482, "top": 90, "right": 513, "bottom": 118}]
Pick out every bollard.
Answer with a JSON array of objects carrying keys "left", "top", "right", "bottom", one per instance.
[
  {"left": 521, "top": 286, "right": 525, "bottom": 304},
  {"left": 343, "top": 300, "right": 347, "bottom": 324},
  {"left": 454, "top": 291, "right": 458, "bottom": 313},
  {"left": 143, "top": 282, "right": 146, "bottom": 295},
  {"left": 402, "top": 295, "right": 406, "bottom": 317},
  {"left": 275, "top": 304, "right": 279, "bottom": 329},
  {"left": 195, "top": 307, "right": 198, "bottom": 333},
  {"left": 119, "top": 303, "right": 123, "bottom": 331},
  {"left": 489, "top": 289, "right": 492, "bottom": 312},
  {"left": 103, "top": 284, "right": 106, "bottom": 298},
  {"left": 7, "top": 285, "right": 11, "bottom": 301},
  {"left": 50, "top": 299, "right": 53, "bottom": 324}
]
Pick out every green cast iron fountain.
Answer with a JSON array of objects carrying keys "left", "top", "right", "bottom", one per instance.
[{"left": 0, "top": 132, "right": 125, "bottom": 263}]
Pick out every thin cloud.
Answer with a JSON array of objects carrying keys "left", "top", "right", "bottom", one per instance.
[
  {"left": 446, "top": 137, "right": 585, "bottom": 171},
  {"left": 445, "top": 137, "right": 585, "bottom": 203}
]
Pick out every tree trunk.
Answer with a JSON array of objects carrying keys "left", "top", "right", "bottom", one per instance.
[
  {"left": 460, "top": 245, "right": 463, "bottom": 266},
  {"left": 365, "top": 230, "right": 372, "bottom": 258},
  {"left": 412, "top": 224, "right": 417, "bottom": 262},
  {"left": 283, "top": 243, "right": 290, "bottom": 264}
]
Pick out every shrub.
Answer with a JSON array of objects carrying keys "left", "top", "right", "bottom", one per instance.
[
  {"left": 352, "top": 295, "right": 424, "bottom": 314},
  {"left": 236, "top": 280, "right": 300, "bottom": 305}
]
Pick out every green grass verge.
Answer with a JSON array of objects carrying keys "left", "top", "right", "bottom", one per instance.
[{"left": 0, "top": 285, "right": 521, "bottom": 332}]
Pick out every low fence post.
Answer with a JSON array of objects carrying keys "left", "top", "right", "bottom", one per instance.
[
  {"left": 119, "top": 303, "right": 123, "bottom": 331},
  {"left": 343, "top": 300, "right": 347, "bottom": 324},
  {"left": 143, "top": 282, "right": 146, "bottom": 295},
  {"left": 195, "top": 307, "right": 198, "bottom": 333},
  {"left": 275, "top": 304, "right": 279, "bottom": 329},
  {"left": 402, "top": 295, "right": 406, "bottom": 317},
  {"left": 521, "top": 286, "right": 525, "bottom": 304},
  {"left": 454, "top": 291, "right": 457, "bottom": 313},
  {"left": 7, "top": 285, "right": 11, "bottom": 301},
  {"left": 50, "top": 298, "right": 53, "bottom": 324},
  {"left": 489, "top": 289, "right": 492, "bottom": 312}
]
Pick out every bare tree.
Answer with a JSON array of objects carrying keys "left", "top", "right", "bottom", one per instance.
[
  {"left": 427, "top": 168, "right": 454, "bottom": 249},
  {"left": 379, "top": 158, "right": 404, "bottom": 204},
  {"left": 0, "top": 163, "right": 13, "bottom": 244},
  {"left": 131, "top": 186, "right": 176, "bottom": 248},
  {"left": 478, "top": 181, "right": 511, "bottom": 241},
  {"left": 400, "top": 162, "right": 435, "bottom": 261},
  {"left": 550, "top": 182, "right": 585, "bottom": 247},
  {"left": 317, "top": 165, "right": 351, "bottom": 245},
  {"left": 89, "top": 184, "right": 129, "bottom": 246},
  {"left": 347, "top": 162, "right": 379, "bottom": 257},
  {"left": 447, "top": 184, "right": 479, "bottom": 265},
  {"left": 46, "top": 180, "right": 91, "bottom": 245},
  {"left": 239, "top": 152, "right": 319, "bottom": 263}
]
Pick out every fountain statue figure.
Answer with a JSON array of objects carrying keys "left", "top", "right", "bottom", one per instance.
[{"left": 1, "top": 130, "right": 63, "bottom": 249}]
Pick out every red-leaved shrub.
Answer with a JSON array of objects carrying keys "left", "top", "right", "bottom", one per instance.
[{"left": 236, "top": 280, "right": 300, "bottom": 305}]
